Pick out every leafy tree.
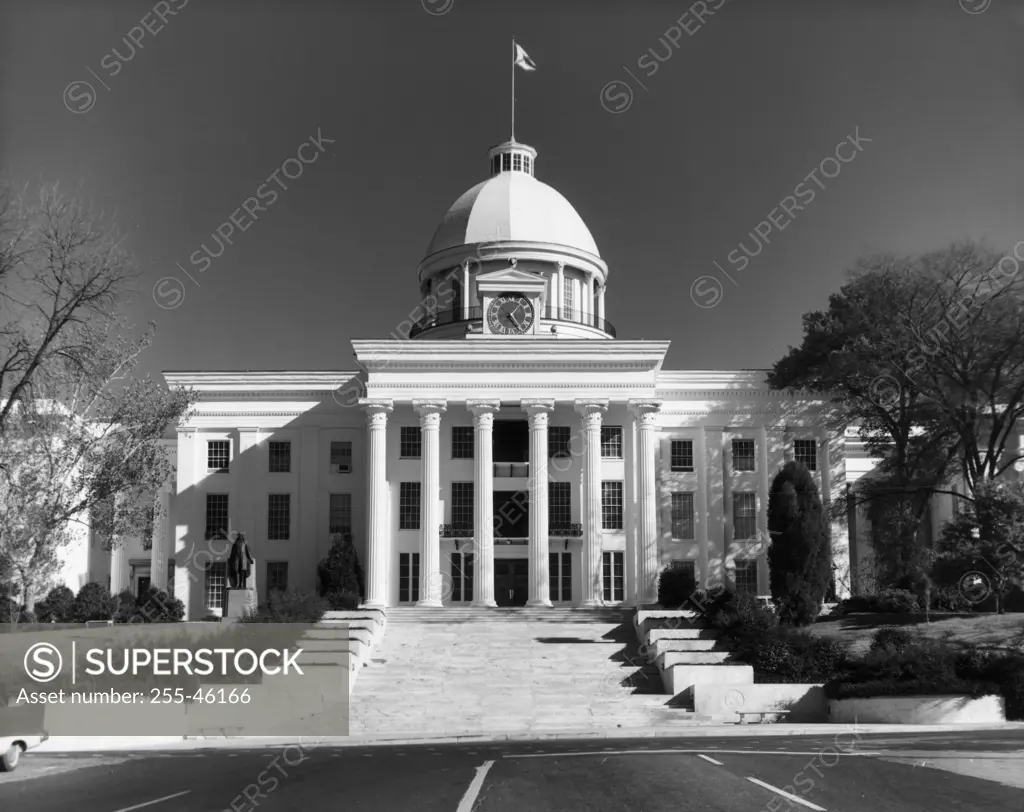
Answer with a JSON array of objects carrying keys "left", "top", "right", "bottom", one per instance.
[
  {"left": 35, "top": 584, "right": 75, "bottom": 623},
  {"left": 0, "top": 181, "right": 197, "bottom": 609},
  {"left": 317, "top": 536, "right": 364, "bottom": 609},
  {"left": 933, "top": 480, "right": 1024, "bottom": 614},
  {"left": 767, "top": 461, "right": 832, "bottom": 625}
]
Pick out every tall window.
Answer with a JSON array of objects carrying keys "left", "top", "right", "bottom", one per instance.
[
  {"left": 204, "top": 562, "right": 227, "bottom": 609},
  {"left": 399, "top": 482, "right": 421, "bottom": 530},
  {"left": 451, "top": 274, "right": 463, "bottom": 315},
  {"left": 548, "top": 426, "right": 571, "bottom": 459},
  {"left": 601, "top": 426, "right": 623, "bottom": 458},
  {"left": 602, "top": 551, "right": 624, "bottom": 602},
  {"left": 399, "top": 552, "right": 420, "bottom": 602},
  {"left": 734, "top": 558, "right": 758, "bottom": 595},
  {"left": 671, "top": 440, "right": 694, "bottom": 472},
  {"left": 207, "top": 440, "right": 230, "bottom": 473},
  {"left": 732, "top": 439, "right": 755, "bottom": 472},
  {"left": 451, "top": 426, "right": 474, "bottom": 459},
  {"left": 330, "top": 441, "right": 352, "bottom": 473},
  {"left": 400, "top": 427, "right": 422, "bottom": 458},
  {"left": 671, "top": 492, "right": 695, "bottom": 540},
  {"left": 205, "top": 494, "right": 229, "bottom": 540},
  {"left": 266, "top": 562, "right": 288, "bottom": 592},
  {"left": 794, "top": 439, "right": 817, "bottom": 471},
  {"left": 602, "top": 481, "right": 624, "bottom": 530},
  {"left": 450, "top": 552, "right": 474, "bottom": 602},
  {"left": 329, "top": 493, "right": 352, "bottom": 535},
  {"left": 733, "top": 492, "right": 757, "bottom": 540},
  {"left": 451, "top": 482, "right": 474, "bottom": 530},
  {"left": 269, "top": 441, "right": 291, "bottom": 473},
  {"left": 268, "top": 494, "right": 291, "bottom": 540},
  {"left": 549, "top": 481, "right": 572, "bottom": 528},
  {"left": 563, "top": 276, "right": 574, "bottom": 317},
  {"left": 549, "top": 552, "right": 572, "bottom": 602}
]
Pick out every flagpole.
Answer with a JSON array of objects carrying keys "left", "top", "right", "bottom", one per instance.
[{"left": 511, "top": 36, "right": 516, "bottom": 141}]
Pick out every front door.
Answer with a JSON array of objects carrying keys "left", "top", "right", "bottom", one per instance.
[{"left": 494, "top": 559, "right": 529, "bottom": 606}]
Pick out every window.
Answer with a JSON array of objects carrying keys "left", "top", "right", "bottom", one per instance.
[
  {"left": 733, "top": 492, "right": 757, "bottom": 540},
  {"left": 548, "top": 426, "right": 571, "bottom": 459},
  {"left": 399, "top": 552, "right": 420, "bottom": 603},
  {"left": 329, "top": 493, "right": 352, "bottom": 536},
  {"left": 205, "top": 494, "right": 229, "bottom": 541},
  {"left": 491, "top": 155, "right": 500, "bottom": 175},
  {"left": 269, "top": 441, "right": 291, "bottom": 473},
  {"left": 671, "top": 440, "right": 694, "bottom": 472},
  {"left": 451, "top": 426, "right": 474, "bottom": 459},
  {"left": 330, "top": 441, "right": 352, "bottom": 473},
  {"left": 563, "top": 276, "right": 574, "bottom": 317},
  {"left": 204, "top": 562, "right": 226, "bottom": 609},
  {"left": 524, "top": 156, "right": 532, "bottom": 174},
  {"left": 794, "top": 439, "right": 817, "bottom": 471},
  {"left": 512, "top": 153, "right": 522, "bottom": 171},
  {"left": 603, "top": 551, "right": 624, "bottom": 602},
  {"left": 268, "top": 494, "right": 291, "bottom": 540},
  {"left": 732, "top": 439, "right": 755, "bottom": 472},
  {"left": 734, "top": 558, "right": 758, "bottom": 595},
  {"left": 502, "top": 153, "right": 511, "bottom": 171},
  {"left": 266, "top": 562, "right": 288, "bottom": 592},
  {"left": 549, "top": 481, "right": 572, "bottom": 529},
  {"left": 450, "top": 552, "right": 474, "bottom": 602},
  {"left": 549, "top": 552, "right": 572, "bottom": 602},
  {"left": 399, "top": 482, "right": 421, "bottom": 530},
  {"left": 451, "top": 482, "right": 474, "bottom": 530},
  {"left": 601, "top": 426, "right": 623, "bottom": 458},
  {"left": 671, "top": 492, "right": 695, "bottom": 540},
  {"left": 400, "top": 427, "right": 422, "bottom": 458},
  {"left": 601, "top": 481, "right": 624, "bottom": 530},
  {"left": 207, "top": 440, "right": 230, "bottom": 472}
]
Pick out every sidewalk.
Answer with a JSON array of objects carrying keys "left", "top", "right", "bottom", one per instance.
[{"left": 35, "top": 722, "right": 1024, "bottom": 752}]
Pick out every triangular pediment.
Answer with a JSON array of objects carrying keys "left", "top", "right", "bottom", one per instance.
[{"left": 475, "top": 267, "right": 546, "bottom": 285}]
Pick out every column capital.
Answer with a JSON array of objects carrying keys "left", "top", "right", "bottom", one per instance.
[
  {"left": 521, "top": 398, "right": 555, "bottom": 416},
  {"left": 556, "top": 260, "right": 566, "bottom": 271},
  {"left": 467, "top": 399, "right": 501, "bottom": 416},
  {"left": 359, "top": 398, "right": 394, "bottom": 414},
  {"left": 628, "top": 399, "right": 663, "bottom": 424},
  {"left": 413, "top": 399, "right": 448, "bottom": 422},
  {"left": 574, "top": 398, "right": 609, "bottom": 415}
]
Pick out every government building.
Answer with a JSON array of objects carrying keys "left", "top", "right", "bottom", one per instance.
[{"left": 75, "top": 136, "right": 875, "bottom": 620}]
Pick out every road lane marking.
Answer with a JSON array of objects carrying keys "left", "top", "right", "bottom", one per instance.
[
  {"left": 457, "top": 760, "right": 495, "bottom": 812},
  {"left": 698, "top": 754, "right": 724, "bottom": 765},
  {"left": 110, "top": 790, "right": 191, "bottom": 812},
  {"left": 746, "top": 777, "right": 827, "bottom": 811},
  {"left": 506, "top": 749, "right": 880, "bottom": 759}
]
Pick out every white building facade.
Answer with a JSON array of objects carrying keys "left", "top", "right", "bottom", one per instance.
[{"left": 111, "top": 138, "right": 860, "bottom": 619}]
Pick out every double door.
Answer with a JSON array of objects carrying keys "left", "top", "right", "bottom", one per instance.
[{"left": 494, "top": 558, "right": 529, "bottom": 607}]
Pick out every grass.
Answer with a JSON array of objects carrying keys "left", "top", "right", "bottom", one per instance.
[{"left": 808, "top": 611, "right": 1024, "bottom": 655}]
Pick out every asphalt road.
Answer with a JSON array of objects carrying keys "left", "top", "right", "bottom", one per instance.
[{"left": 1, "top": 731, "right": 1022, "bottom": 812}]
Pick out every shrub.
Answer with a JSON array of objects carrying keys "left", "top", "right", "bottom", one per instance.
[
  {"left": 870, "top": 626, "right": 915, "bottom": 652},
  {"left": 658, "top": 565, "right": 697, "bottom": 609},
  {"left": 317, "top": 536, "right": 364, "bottom": 603},
  {"left": 72, "top": 582, "right": 118, "bottom": 622},
  {"left": 839, "top": 595, "right": 875, "bottom": 613},
  {"left": 827, "top": 677, "right": 1000, "bottom": 701},
  {"left": 323, "top": 589, "right": 361, "bottom": 610},
  {"left": 875, "top": 588, "right": 920, "bottom": 614},
  {"left": 241, "top": 588, "right": 327, "bottom": 623},
  {"left": 113, "top": 589, "right": 137, "bottom": 623},
  {"left": 133, "top": 587, "right": 185, "bottom": 623},
  {"left": 767, "top": 462, "right": 832, "bottom": 626},
  {"left": 929, "top": 585, "right": 971, "bottom": 613},
  {"left": 36, "top": 585, "right": 75, "bottom": 623},
  {"left": 17, "top": 609, "right": 36, "bottom": 624}
]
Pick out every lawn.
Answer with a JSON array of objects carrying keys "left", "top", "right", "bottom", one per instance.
[{"left": 808, "top": 611, "right": 1024, "bottom": 654}]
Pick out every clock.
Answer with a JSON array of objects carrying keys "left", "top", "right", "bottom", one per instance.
[{"left": 486, "top": 292, "right": 535, "bottom": 335}]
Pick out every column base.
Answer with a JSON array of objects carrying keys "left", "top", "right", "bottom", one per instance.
[
  {"left": 471, "top": 599, "right": 498, "bottom": 608},
  {"left": 579, "top": 598, "right": 604, "bottom": 608},
  {"left": 416, "top": 599, "right": 444, "bottom": 608},
  {"left": 526, "top": 599, "right": 553, "bottom": 608}
]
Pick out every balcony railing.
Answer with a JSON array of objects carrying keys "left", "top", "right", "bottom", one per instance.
[
  {"left": 439, "top": 523, "right": 474, "bottom": 538},
  {"left": 439, "top": 523, "right": 583, "bottom": 539},
  {"left": 493, "top": 462, "right": 529, "bottom": 477},
  {"left": 408, "top": 305, "right": 616, "bottom": 338},
  {"left": 549, "top": 523, "right": 583, "bottom": 537}
]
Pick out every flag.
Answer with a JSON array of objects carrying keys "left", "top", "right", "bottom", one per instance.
[{"left": 514, "top": 43, "right": 537, "bottom": 71}]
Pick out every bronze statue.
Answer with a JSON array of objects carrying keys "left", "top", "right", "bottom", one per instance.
[{"left": 227, "top": 532, "right": 254, "bottom": 589}]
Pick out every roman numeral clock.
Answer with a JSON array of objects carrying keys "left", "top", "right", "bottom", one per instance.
[
  {"left": 486, "top": 292, "right": 535, "bottom": 335},
  {"left": 476, "top": 266, "right": 548, "bottom": 337}
]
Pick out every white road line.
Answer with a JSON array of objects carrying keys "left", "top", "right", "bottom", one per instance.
[
  {"left": 506, "top": 749, "right": 880, "bottom": 759},
  {"left": 456, "top": 760, "right": 495, "bottom": 812},
  {"left": 110, "top": 790, "right": 191, "bottom": 812},
  {"left": 746, "top": 777, "right": 827, "bottom": 811},
  {"left": 698, "top": 754, "right": 724, "bottom": 765}
]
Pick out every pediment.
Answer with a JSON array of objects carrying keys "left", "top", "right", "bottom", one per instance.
[{"left": 475, "top": 267, "right": 547, "bottom": 286}]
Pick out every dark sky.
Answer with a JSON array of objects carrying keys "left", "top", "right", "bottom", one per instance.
[{"left": 2, "top": 0, "right": 1023, "bottom": 379}]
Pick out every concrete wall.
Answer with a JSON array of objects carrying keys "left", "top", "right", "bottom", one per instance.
[
  {"left": 695, "top": 683, "right": 827, "bottom": 723},
  {"left": 827, "top": 694, "right": 1006, "bottom": 724}
]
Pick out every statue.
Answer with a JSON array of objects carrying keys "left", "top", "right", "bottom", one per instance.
[{"left": 227, "top": 532, "right": 254, "bottom": 589}]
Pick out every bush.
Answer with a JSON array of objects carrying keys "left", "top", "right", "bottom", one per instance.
[
  {"left": 72, "top": 582, "right": 118, "bottom": 622},
  {"left": 323, "top": 589, "right": 361, "bottom": 610},
  {"left": 658, "top": 565, "right": 697, "bottom": 609},
  {"left": 875, "top": 588, "right": 920, "bottom": 614},
  {"left": 113, "top": 589, "right": 137, "bottom": 623},
  {"left": 241, "top": 588, "right": 327, "bottom": 623},
  {"left": 133, "top": 587, "right": 185, "bottom": 623},
  {"left": 36, "top": 585, "right": 75, "bottom": 623},
  {"left": 838, "top": 595, "right": 875, "bottom": 613},
  {"left": 870, "top": 626, "right": 915, "bottom": 652},
  {"left": 929, "top": 585, "right": 972, "bottom": 613},
  {"left": 767, "top": 462, "right": 832, "bottom": 626},
  {"left": 17, "top": 609, "right": 36, "bottom": 623},
  {"left": 827, "top": 677, "right": 1000, "bottom": 701},
  {"left": 317, "top": 536, "right": 364, "bottom": 604}
]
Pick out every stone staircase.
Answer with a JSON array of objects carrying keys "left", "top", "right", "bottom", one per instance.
[{"left": 349, "top": 606, "right": 711, "bottom": 737}]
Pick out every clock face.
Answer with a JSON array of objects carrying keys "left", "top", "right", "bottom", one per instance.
[{"left": 486, "top": 292, "right": 535, "bottom": 335}]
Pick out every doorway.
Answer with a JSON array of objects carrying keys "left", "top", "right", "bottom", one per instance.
[
  {"left": 494, "top": 490, "right": 529, "bottom": 538},
  {"left": 494, "top": 558, "right": 529, "bottom": 606}
]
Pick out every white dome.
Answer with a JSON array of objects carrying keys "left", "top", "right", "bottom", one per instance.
[{"left": 424, "top": 171, "right": 600, "bottom": 259}]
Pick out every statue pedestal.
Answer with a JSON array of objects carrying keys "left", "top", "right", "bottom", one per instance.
[{"left": 224, "top": 588, "right": 257, "bottom": 620}]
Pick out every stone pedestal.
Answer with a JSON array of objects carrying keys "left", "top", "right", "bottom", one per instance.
[{"left": 225, "top": 588, "right": 257, "bottom": 620}]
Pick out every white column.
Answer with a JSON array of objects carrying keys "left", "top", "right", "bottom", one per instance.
[
  {"left": 461, "top": 263, "right": 470, "bottom": 320},
  {"left": 629, "top": 400, "right": 663, "bottom": 605},
  {"left": 757, "top": 425, "right": 770, "bottom": 595},
  {"left": 523, "top": 399, "right": 555, "bottom": 607},
  {"left": 818, "top": 426, "right": 849, "bottom": 599},
  {"left": 414, "top": 399, "right": 447, "bottom": 607},
  {"left": 586, "top": 274, "right": 595, "bottom": 325},
  {"left": 150, "top": 485, "right": 172, "bottom": 591},
  {"left": 362, "top": 399, "right": 393, "bottom": 608},
  {"left": 695, "top": 427, "right": 710, "bottom": 587},
  {"left": 575, "top": 399, "right": 608, "bottom": 606},
  {"left": 556, "top": 262, "right": 565, "bottom": 319},
  {"left": 468, "top": 400, "right": 500, "bottom": 607},
  {"left": 624, "top": 415, "right": 638, "bottom": 605},
  {"left": 110, "top": 538, "right": 130, "bottom": 595},
  {"left": 597, "top": 284, "right": 606, "bottom": 323},
  {"left": 704, "top": 427, "right": 726, "bottom": 587}
]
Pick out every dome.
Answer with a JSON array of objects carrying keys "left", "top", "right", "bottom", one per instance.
[{"left": 424, "top": 155, "right": 600, "bottom": 259}]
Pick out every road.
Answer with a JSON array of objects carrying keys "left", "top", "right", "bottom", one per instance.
[{"left": 1, "top": 731, "right": 1022, "bottom": 811}]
